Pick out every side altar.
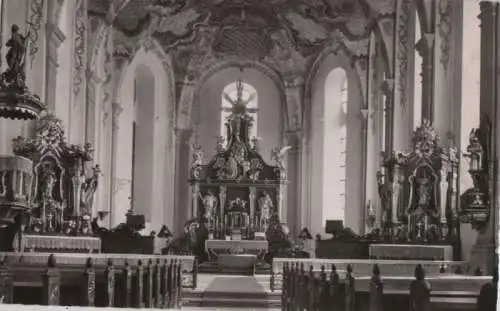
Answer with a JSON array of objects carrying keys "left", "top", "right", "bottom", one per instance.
[
  {"left": 371, "top": 120, "right": 460, "bottom": 260},
  {"left": 188, "top": 76, "right": 290, "bottom": 273}
]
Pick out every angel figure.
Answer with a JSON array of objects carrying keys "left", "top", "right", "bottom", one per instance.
[
  {"left": 191, "top": 144, "right": 203, "bottom": 167},
  {"left": 272, "top": 146, "right": 292, "bottom": 171},
  {"left": 80, "top": 165, "right": 101, "bottom": 214}
]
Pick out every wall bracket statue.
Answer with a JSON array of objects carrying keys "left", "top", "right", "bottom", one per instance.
[
  {"left": 461, "top": 115, "right": 492, "bottom": 232},
  {"left": 0, "top": 24, "right": 44, "bottom": 120}
]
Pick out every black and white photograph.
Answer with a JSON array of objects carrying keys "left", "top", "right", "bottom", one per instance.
[{"left": 0, "top": 0, "right": 497, "bottom": 310}]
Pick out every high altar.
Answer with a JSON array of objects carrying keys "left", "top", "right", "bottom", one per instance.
[
  {"left": 188, "top": 76, "right": 289, "bottom": 271},
  {"left": 372, "top": 120, "right": 460, "bottom": 260}
]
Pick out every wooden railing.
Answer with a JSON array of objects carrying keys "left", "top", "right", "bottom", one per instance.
[
  {"left": 271, "top": 258, "right": 472, "bottom": 291},
  {"left": 280, "top": 261, "right": 493, "bottom": 311},
  {"left": 0, "top": 252, "right": 198, "bottom": 308}
]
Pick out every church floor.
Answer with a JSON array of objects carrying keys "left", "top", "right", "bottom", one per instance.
[{"left": 182, "top": 273, "right": 280, "bottom": 309}]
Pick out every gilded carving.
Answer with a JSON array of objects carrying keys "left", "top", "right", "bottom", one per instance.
[
  {"left": 73, "top": 0, "right": 87, "bottom": 96},
  {"left": 395, "top": 0, "right": 412, "bottom": 108},
  {"left": 438, "top": 0, "right": 452, "bottom": 70}
]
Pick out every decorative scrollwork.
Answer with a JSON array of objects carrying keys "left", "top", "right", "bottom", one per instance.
[
  {"left": 396, "top": 0, "right": 411, "bottom": 107},
  {"left": 26, "top": 0, "right": 45, "bottom": 67},
  {"left": 411, "top": 119, "right": 439, "bottom": 158},
  {"left": 73, "top": 0, "right": 86, "bottom": 96},
  {"left": 438, "top": 0, "right": 452, "bottom": 70}
]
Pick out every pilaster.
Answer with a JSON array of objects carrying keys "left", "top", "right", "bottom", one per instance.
[
  {"left": 44, "top": 23, "right": 66, "bottom": 112},
  {"left": 110, "top": 102, "right": 124, "bottom": 227},
  {"left": 391, "top": 0, "right": 416, "bottom": 152},
  {"left": 283, "top": 76, "right": 303, "bottom": 236},
  {"left": 469, "top": 0, "right": 499, "bottom": 275},
  {"left": 431, "top": 0, "right": 462, "bottom": 147},
  {"left": 284, "top": 130, "right": 301, "bottom": 236},
  {"left": 416, "top": 33, "right": 435, "bottom": 122},
  {"left": 173, "top": 128, "right": 193, "bottom": 234},
  {"left": 365, "top": 34, "right": 384, "bottom": 231},
  {"left": 69, "top": 0, "right": 88, "bottom": 145},
  {"left": 176, "top": 75, "right": 196, "bottom": 129}
]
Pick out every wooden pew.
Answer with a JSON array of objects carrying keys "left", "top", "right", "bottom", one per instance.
[
  {"left": 280, "top": 261, "right": 493, "bottom": 311},
  {"left": 0, "top": 252, "right": 195, "bottom": 308},
  {"left": 0, "top": 252, "right": 196, "bottom": 289}
]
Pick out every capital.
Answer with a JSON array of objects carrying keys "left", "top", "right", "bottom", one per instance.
[
  {"left": 112, "top": 102, "right": 123, "bottom": 118},
  {"left": 415, "top": 33, "right": 435, "bottom": 57},
  {"left": 380, "top": 78, "right": 394, "bottom": 95}
]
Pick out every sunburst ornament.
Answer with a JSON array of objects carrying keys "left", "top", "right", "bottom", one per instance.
[{"left": 222, "top": 69, "right": 256, "bottom": 115}]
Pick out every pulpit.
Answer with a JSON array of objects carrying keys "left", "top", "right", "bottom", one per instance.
[
  {"left": 188, "top": 73, "right": 289, "bottom": 273},
  {"left": 375, "top": 120, "right": 460, "bottom": 259}
]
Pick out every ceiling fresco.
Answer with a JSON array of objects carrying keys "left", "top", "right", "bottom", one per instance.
[{"left": 89, "top": 0, "right": 384, "bottom": 81}]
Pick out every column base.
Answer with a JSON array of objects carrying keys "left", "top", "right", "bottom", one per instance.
[{"left": 470, "top": 241, "right": 496, "bottom": 275}]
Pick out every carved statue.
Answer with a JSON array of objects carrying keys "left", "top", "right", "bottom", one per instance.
[
  {"left": 80, "top": 165, "right": 100, "bottom": 215},
  {"left": 272, "top": 146, "right": 291, "bottom": 170},
  {"left": 201, "top": 191, "right": 217, "bottom": 227},
  {"left": 5, "top": 24, "right": 30, "bottom": 74},
  {"left": 416, "top": 176, "right": 432, "bottom": 209},
  {"left": 41, "top": 166, "right": 56, "bottom": 201},
  {"left": 191, "top": 144, "right": 203, "bottom": 167},
  {"left": 259, "top": 192, "right": 273, "bottom": 231}
]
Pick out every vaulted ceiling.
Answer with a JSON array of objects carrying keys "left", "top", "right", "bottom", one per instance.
[{"left": 88, "top": 0, "right": 393, "bottom": 82}]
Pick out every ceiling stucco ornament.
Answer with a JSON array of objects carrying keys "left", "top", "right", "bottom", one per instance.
[
  {"left": 364, "top": 0, "right": 395, "bottom": 17},
  {"left": 105, "top": 0, "right": 376, "bottom": 58},
  {"left": 262, "top": 28, "right": 307, "bottom": 79}
]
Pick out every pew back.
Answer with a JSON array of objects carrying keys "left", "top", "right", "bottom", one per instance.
[{"left": 0, "top": 252, "right": 197, "bottom": 288}]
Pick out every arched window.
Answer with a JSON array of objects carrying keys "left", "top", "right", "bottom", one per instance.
[
  {"left": 323, "top": 68, "right": 348, "bottom": 225},
  {"left": 220, "top": 81, "right": 258, "bottom": 142}
]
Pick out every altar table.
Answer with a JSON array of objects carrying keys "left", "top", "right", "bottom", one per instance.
[
  {"left": 205, "top": 239, "right": 268, "bottom": 256},
  {"left": 204, "top": 240, "right": 269, "bottom": 274},
  {"left": 18, "top": 235, "right": 101, "bottom": 253},
  {"left": 369, "top": 244, "right": 453, "bottom": 260}
]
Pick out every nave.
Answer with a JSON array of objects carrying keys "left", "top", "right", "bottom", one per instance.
[{"left": 0, "top": 0, "right": 498, "bottom": 310}]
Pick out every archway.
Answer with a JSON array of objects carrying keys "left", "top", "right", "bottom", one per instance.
[
  {"left": 114, "top": 48, "right": 174, "bottom": 233},
  {"left": 308, "top": 51, "right": 364, "bottom": 236}
]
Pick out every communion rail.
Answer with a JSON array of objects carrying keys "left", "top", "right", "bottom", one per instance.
[
  {"left": 0, "top": 252, "right": 197, "bottom": 308},
  {"left": 277, "top": 260, "right": 493, "bottom": 311}
]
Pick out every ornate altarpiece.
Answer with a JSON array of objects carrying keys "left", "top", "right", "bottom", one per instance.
[
  {"left": 377, "top": 121, "right": 460, "bottom": 250},
  {"left": 11, "top": 114, "right": 101, "bottom": 252},
  {"left": 188, "top": 79, "right": 288, "bottom": 241}
]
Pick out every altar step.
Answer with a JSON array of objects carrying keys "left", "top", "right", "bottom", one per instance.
[
  {"left": 198, "top": 260, "right": 272, "bottom": 275},
  {"left": 183, "top": 274, "right": 280, "bottom": 308}
]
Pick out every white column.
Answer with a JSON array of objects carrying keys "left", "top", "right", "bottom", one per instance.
[{"left": 432, "top": 0, "right": 462, "bottom": 147}]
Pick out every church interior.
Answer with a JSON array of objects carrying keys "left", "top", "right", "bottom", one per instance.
[{"left": 0, "top": 0, "right": 498, "bottom": 310}]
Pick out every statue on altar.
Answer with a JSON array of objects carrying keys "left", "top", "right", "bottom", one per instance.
[
  {"left": 80, "top": 165, "right": 100, "bottom": 216},
  {"left": 258, "top": 191, "right": 273, "bottom": 232},
  {"left": 41, "top": 165, "right": 56, "bottom": 201},
  {"left": 201, "top": 191, "right": 217, "bottom": 228}
]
